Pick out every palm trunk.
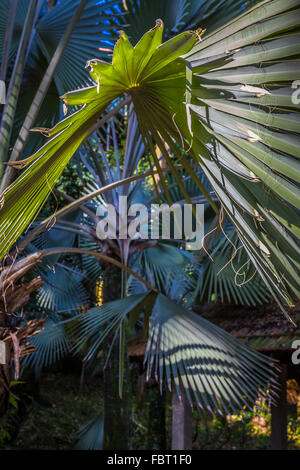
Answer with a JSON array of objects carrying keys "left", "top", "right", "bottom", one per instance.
[
  {"left": 102, "top": 265, "right": 131, "bottom": 450},
  {"left": 171, "top": 388, "right": 193, "bottom": 450}
]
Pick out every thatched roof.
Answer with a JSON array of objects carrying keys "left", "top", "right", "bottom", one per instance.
[
  {"left": 128, "top": 301, "right": 300, "bottom": 359},
  {"left": 199, "top": 301, "right": 300, "bottom": 352}
]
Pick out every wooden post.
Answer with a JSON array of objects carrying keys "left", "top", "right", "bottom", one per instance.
[
  {"left": 271, "top": 363, "right": 287, "bottom": 450},
  {"left": 172, "top": 388, "right": 193, "bottom": 450}
]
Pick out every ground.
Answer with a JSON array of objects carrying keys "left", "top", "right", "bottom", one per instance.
[
  {"left": 2, "top": 371, "right": 103, "bottom": 450},
  {"left": 0, "top": 371, "right": 299, "bottom": 450}
]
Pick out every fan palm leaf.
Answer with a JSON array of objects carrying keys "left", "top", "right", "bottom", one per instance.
[
  {"left": 35, "top": 264, "right": 90, "bottom": 314},
  {"left": 21, "top": 319, "right": 71, "bottom": 372},
  {"left": 0, "top": 0, "right": 120, "bottom": 93},
  {"left": 62, "top": 291, "right": 277, "bottom": 414},
  {"left": 0, "top": 0, "right": 122, "bottom": 172},
  {"left": 145, "top": 293, "right": 276, "bottom": 415},
  {"left": 0, "top": 21, "right": 198, "bottom": 260},
  {"left": 75, "top": 412, "right": 104, "bottom": 450},
  {"left": 120, "top": 0, "right": 257, "bottom": 41},
  {"left": 183, "top": 0, "right": 300, "bottom": 311},
  {"left": 199, "top": 230, "right": 270, "bottom": 306},
  {"left": 0, "top": 3, "right": 299, "bottom": 312}
]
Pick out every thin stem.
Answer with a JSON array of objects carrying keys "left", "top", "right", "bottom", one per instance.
[
  {"left": 54, "top": 188, "right": 98, "bottom": 222},
  {"left": 86, "top": 96, "right": 131, "bottom": 139},
  {"left": 16, "top": 164, "right": 205, "bottom": 253}
]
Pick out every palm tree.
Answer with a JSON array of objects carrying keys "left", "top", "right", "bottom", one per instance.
[
  {"left": 0, "top": 0, "right": 123, "bottom": 429},
  {"left": 17, "top": 112, "right": 273, "bottom": 449},
  {"left": 1, "top": 0, "right": 299, "bottom": 308},
  {"left": 0, "top": 0, "right": 299, "bottom": 448}
]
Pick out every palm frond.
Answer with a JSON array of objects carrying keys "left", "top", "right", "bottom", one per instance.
[
  {"left": 0, "top": 21, "right": 198, "bottom": 260},
  {"left": 119, "top": 0, "right": 256, "bottom": 41},
  {"left": 183, "top": 0, "right": 300, "bottom": 311},
  {"left": 36, "top": 264, "right": 90, "bottom": 314},
  {"left": 1, "top": 10, "right": 299, "bottom": 313},
  {"left": 199, "top": 230, "right": 270, "bottom": 306},
  {"left": 21, "top": 319, "right": 71, "bottom": 372},
  {"left": 67, "top": 292, "right": 152, "bottom": 360},
  {"left": 35, "top": 0, "right": 121, "bottom": 94},
  {"left": 129, "top": 243, "right": 197, "bottom": 296},
  {"left": 145, "top": 293, "right": 277, "bottom": 415},
  {"left": 0, "top": 0, "right": 121, "bottom": 93},
  {"left": 75, "top": 412, "right": 104, "bottom": 450},
  {"left": 78, "top": 236, "right": 103, "bottom": 284},
  {"left": 64, "top": 288, "right": 277, "bottom": 414}
]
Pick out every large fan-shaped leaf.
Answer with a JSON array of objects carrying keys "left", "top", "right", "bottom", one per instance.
[
  {"left": 0, "top": 0, "right": 121, "bottom": 94},
  {"left": 36, "top": 264, "right": 90, "bottom": 314},
  {"left": 119, "top": 0, "right": 256, "bottom": 42},
  {"left": 67, "top": 292, "right": 152, "bottom": 360},
  {"left": 75, "top": 412, "right": 104, "bottom": 450},
  {"left": 128, "top": 243, "right": 198, "bottom": 297},
  {"left": 21, "top": 319, "right": 71, "bottom": 372},
  {"left": 199, "top": 230, "right": 270, "bottom": 306},
  {"left": 145, "top": 293, "right": 276, "bottom": 415},
  {"left": 183, "top": 0, "right": 300, "bottom": 310},
  {"left": 1, "top": 7, "right": 299, "bottom": 313},
  {"left": 0, "top": 0, "right": 122, "bottom": 164},
  {"left": 0, "top": 21, "right": 198, "bottom": 260},
  {"left": 35, "top": 0, "right": 120, "bottom": 94},
  {"left": 64, "top": 290, "right": 277, "bottom": 414},
  {"left": 78, "top": 236, "right": 103, "bottom": 284}
]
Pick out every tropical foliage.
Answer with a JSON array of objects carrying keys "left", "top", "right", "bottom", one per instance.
[{"left": 0, "top": 0, "right": 299, "bottom": 450}]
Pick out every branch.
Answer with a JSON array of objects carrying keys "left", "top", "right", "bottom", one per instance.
[{"left": 41, "top": 248, "right": 158, "bottom": 293}]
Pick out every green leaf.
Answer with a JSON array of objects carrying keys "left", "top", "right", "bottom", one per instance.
[
  {"left": 0, "top": 21, "right": 198, "bottom": 262},
  {"left": 184, "top": 0, "right": 300, "bottom": 308}
]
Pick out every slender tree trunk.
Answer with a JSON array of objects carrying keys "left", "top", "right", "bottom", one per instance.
[
  {"left": 172, "top": 388, "right": 193, "bottom": 450},
  {"left": 147, "top": 384, "right": 166, "bottom": 450},
  {"left": 102, "top": 265, "right": 131, "bottom": 450},
  {"left": 271, "top": 362, "right": 287, "bottom": 450}
]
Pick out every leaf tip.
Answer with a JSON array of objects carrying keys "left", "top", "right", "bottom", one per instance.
[{"left": 30, "top": 127, "right": 50, "bottom": 137}]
